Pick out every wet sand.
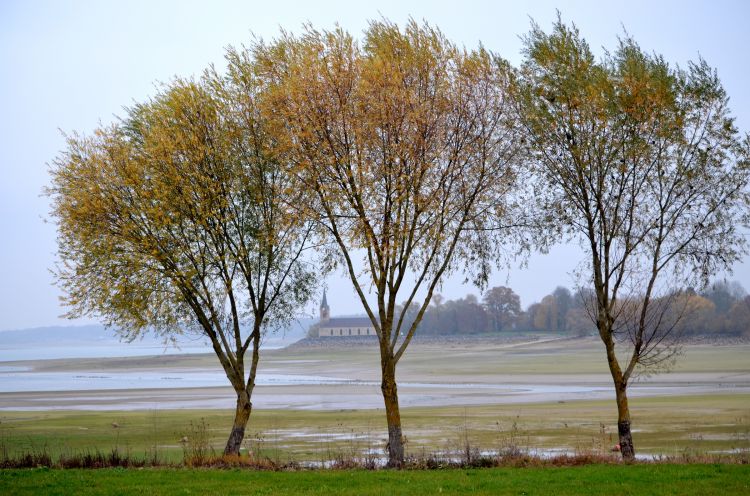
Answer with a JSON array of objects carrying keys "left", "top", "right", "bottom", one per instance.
[
  {"left": 1, "top": 337, "right": 748, "bottom": 411},
  {"left": 1, "top": 380, "right": 747, "bottom": 411}
]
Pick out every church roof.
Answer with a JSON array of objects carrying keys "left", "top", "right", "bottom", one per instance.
[{"left": 320, "top": 317, "right": 373, "bottom": 328}]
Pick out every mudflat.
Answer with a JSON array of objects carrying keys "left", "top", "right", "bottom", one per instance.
[{"left": 1, "top": 336, "right": 747, "bottom": 411}]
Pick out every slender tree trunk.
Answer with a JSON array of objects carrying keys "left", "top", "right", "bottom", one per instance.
[
  {"left": 381, "top": 359, "right": 404, "bottom": 467},
  {"left": 224, "top": 390, "right": 251, "bottom": 455},
  {"left": 223, "top": 326, "right": 261, "bottom": 456},
  {"left": 600, "top": 317, "right": 636, "bottom": 461},
  {"left": 615, "top": 384, "right": 635, "bottom": 460}
]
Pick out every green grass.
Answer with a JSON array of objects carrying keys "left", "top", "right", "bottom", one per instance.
[{"left": 1, "top": 465, "right": 749, "bottom": 495}]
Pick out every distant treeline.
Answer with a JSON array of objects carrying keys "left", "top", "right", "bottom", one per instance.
[{"left": 404, "top": 280, "right": 749, "bottom": 336}]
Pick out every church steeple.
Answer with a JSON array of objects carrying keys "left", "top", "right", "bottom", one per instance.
[{"left": 320, "top": 289, "right": 330, "bottom": 322}]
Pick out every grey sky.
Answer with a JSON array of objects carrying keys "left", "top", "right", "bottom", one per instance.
[{"left": 1, "top": 0, "right": 748, "bottom": 330}]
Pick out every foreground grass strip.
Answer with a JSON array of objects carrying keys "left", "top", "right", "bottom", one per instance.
[{"left": 1, "top": 465, "right": 749, "bottom": 496}]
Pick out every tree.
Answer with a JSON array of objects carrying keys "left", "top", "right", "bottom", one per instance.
[
  {"left": 439, "top": 295, "right": 489, "bottom": 334},
  {"left": 565, "top": 306, "right": 594, "bottom": 335},
  {"left": 48, "top": 71, "right": 315, "bottom": 455},
  {"left": 552, "top": 286, "right": 573, "bottom": 331},
  {"left": 566, "top": 287, "right": 597, "bottom": 335},
  {"left": 726, "top": 296, "right": 750, "bottom": 336},
  {"left": 667, "top": 292, "right": 716, "bottom": 335},
  {"left": 400, "top": 293, "right": 495, "bottom": 336},
  {"left": 514, "top": 18, "right": 750, "bottom": 459},
  {"left": 254, "top": 20, "right": 520, "bottom": 466},
  {"left": 519, "top": 302, "right": 540, "bottom": 331},
  {"left": 533, "top": 294, "right": 558, "bottom": 331},
  {"left": 483, "top": 286, "right": 522, "bottom": 331},
  {"left": 702, "top": 280, "right": 746, "bottom": 314}
]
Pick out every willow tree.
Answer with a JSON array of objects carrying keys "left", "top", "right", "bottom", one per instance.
[
  {"left": 514, "top": 19, "right": 750, "bottom": 459},
  {"left": 48, "top": 71, "right": 315, "bottom": 455},
  {"left": 253, "top": 20, "right": 520, "bottom": 466}
]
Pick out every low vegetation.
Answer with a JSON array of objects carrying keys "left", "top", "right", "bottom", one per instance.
[{"left": 1, "top": 394, "right": 748, "bottom": 467}]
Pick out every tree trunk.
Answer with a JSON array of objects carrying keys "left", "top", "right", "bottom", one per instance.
[
  {"left": 600, "top": 318, "right": 636, "bottom": 461},
  {"left": 381, "top": 360, "right": 404, "bottom": 467},
  {"left": 224, "top": 390, "right": 251, "bottom": 456},
  {"left": 615, "top": 385, "right": 635, "bottom": 460}
]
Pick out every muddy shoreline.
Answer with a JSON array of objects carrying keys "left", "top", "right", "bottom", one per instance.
[{"left": 1, "top": 336, "right": 747, "bottom": 411}]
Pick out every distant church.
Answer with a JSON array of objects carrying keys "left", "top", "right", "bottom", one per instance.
[{"left": 314, "top": 290, "right": 377, "bottom": 338}]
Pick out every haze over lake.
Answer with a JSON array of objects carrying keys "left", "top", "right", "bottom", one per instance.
[{"left": 0, "top": 323, "right": 310, "bottom": 361}]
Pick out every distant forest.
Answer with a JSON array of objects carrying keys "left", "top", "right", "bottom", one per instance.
[{"left": 408, "top": 280, "right": 750, "bottom": 337}]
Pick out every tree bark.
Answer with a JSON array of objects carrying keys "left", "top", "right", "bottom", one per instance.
[
  {"left": 224, "top": 390, "right": 252, "bottom": 456},
  {"left": 381, "top": 359, "right": 404, "bottom": 467},
  {"left": 615, "top": 385, "right": 635, "bottom": 460},
  {"left": 601, "top": 317, "right": 636, "bottom": 461}
]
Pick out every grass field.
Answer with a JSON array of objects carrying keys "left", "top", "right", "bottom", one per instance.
[
  {"left": 2, "top": 464, "right": 749, "bottom": 495},
  {"left": 2, "top": 394, "right": 748, "bottom": 463}
]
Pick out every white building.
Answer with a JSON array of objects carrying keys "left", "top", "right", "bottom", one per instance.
[{"left": 315, "top": 290, "right": 377, "bottom": 338}]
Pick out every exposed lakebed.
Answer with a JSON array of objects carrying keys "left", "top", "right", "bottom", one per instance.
[
  {"left": 0, "top": 337, "right": 748, "bottom": 411},
  {"left": 0, "top": 366, "right": 746, "bottom": 411}
]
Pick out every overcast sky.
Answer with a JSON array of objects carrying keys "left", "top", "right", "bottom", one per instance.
[{"left": 1, "top": 0, "right": 748, "bottom": 331}]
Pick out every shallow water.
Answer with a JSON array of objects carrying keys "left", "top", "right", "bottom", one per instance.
[
  {"left": 0, "top": 339, "right": 294, "bottom": 361},
  {"left": 0, "top": 370, "right": 353, "bottom": 393},
  {"left": 2, "top": 364, "right": 745, "bottom": 411},
  {"left": 0, "top": 366, "right": 30, "bottom": 372},
  {"left": 0, "top": 366, "right": 622, "bottom": 394}
]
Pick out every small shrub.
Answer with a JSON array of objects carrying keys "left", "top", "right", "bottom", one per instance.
[{"left": 180, "top": 418, "right": 214, "bottom": 466}]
